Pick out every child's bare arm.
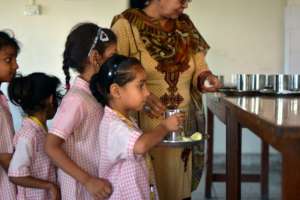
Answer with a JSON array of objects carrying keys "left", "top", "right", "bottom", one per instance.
[
  {"left": 0, "top": 153, "right": 12, "bottom": 172},
  {"left": 134, "top": 113, "right": 184, "bottom": 154},
  {"left": 9, "top": 176, "right": 60, "bottom": 200},
  {"left": 133, "top": 124, "right": 168, "bottom": 154},
  {"left": 45, "top": 134, "right": 91, "bottom": 184},
  {"left": 45, "top": 134, "right": 112, "bottom": 199}
]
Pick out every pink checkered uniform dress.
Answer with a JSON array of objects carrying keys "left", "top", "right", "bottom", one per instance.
[
  {"left": 49, "top": 77, "right": 103, "bottom": 200},
  {"left": 0, "top": 92, "right": 17, "bottom": 200},
  {"left": 98, "top": 106, "right": 159, "bottom": 200},
  {"left": 8, "top": 118, "right": 56, "bottom": 200}
]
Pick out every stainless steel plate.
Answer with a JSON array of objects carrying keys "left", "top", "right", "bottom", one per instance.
[
  {"left": 259, "top": 89, "right": 300, "bottom": 96},
  {"left": 160, "top": 139, "right": 203, "bottom": 148},
  {"left": 219, "top": 88, "right": 300, "bottom": 96}
]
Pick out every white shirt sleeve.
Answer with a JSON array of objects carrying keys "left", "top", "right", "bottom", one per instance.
[
  {"left": 107, "top": 121, "right": 141, "bottom": 162},
  {"left": 8, "top": 137, "right": 33, "bottom": 177}
]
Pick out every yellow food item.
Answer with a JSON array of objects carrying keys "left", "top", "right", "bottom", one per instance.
[
  {"left": 190, "top": 132, "right": 203, "bottom": 141},
  {"left": 182, "top": 137, "right": 192, "bottom": 142}
]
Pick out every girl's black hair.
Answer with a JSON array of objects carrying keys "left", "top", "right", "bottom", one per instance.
[
  {"left": 129, "top": 0, "right": 149, "bottom": 9},
  {"left": 0, "top": 31, "right": 20, "bottom": 54},
  {"left": 90, "top": 54, "right": 142, "bottom": 106},
  {"left": 8, "top": 72, "right": 61, "bottom": 116},
  {"left": 62, "top": 23, "right": 117, "bottom": 90}
]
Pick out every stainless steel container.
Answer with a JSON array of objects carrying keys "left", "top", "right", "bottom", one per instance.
[
  {"left": 237, "top": 74, "right": 252, "bottom": 91},
  {"left": 268, "top": 74, "right": 290, "bottom": 93},
  {"left": 265, "top": 74, "right": 274, "bottom": 89},
  {"left": 217, "top": 74, "right": 237, "bottom": 89},
  {"left": 253, "top": 74, "right": 267, "bottom": 91},
  {"left": 290, "top": 74, "right": 300, "bottom": 91},
  {"left": 236, "top": 74, "right": 266, "bottom": 91},
  {"left": 164, "top": 109, "right": 183, "bottom": 141}
]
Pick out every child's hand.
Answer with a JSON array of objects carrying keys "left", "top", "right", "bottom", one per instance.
[
  {"left": 48, "top": 183, "right": 61, "bottom": 200},
  {"left": 84, "top": 177, "right": 112, "bottom": 199},
  {"left": 161, "top": 113, "right": 185, "bottom": 132}
]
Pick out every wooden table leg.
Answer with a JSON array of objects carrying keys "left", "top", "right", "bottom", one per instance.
[
  {"left": 226, "top": 108, "right": 241, "bottom": 200},
  {"left": 282, "top": 140, "right": 300, "bottom": 200},
  {"left": 205, "top": 108, "right": 214, "bottom": 198},
  {"left": 261, "top": 141, "right": 269, "bottom": 199}
]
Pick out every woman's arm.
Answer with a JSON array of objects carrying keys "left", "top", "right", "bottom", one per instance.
[
  {"left": 45, "top": 134, "right": 112, "bottom": 199},
  {"left": 193, "top": 52, "right": 221, "bottom": 92},
  {"left": 144, "top": 92, "right": 166, "bottom": 118}
]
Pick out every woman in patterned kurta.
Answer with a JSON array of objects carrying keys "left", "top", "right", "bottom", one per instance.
[{"left": 111, "top": 0, "right": 221, "bottom": 199}]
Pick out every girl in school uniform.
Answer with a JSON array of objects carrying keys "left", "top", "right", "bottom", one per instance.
[
  {"left": 45, "top": 23, "right": 117, "bottom": 200},
  {"left": 0, "top": 31, "right": 19, "bottom": 200},
  {"left": 8, "top": 73, "right": 61, "bottom": 200},
  {"left": 90, "top": 54, "right": 185, "bottom": 200}
]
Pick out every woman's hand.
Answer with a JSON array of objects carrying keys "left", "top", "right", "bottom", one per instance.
[
  {"left": 200, "top": 74, "right": 222, "bottom": 92},
  {"left": 144, "top": 92, "right": 166, "bottom": 118},
  {"left": 84, "top": 177, "right": 112, "bottom": 200}
]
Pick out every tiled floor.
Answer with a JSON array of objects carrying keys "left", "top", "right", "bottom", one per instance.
[{"left": 192, "top": 154, "right": 281, "bottom": 200}]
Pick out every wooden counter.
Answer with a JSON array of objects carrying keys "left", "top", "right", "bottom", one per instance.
[{"left": 205, "top": 93, "right": 300, "bottom": 200}]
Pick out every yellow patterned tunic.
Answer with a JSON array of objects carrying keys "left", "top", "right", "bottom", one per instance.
[{"left": 111, "top": 8, "right": 210, "bottom": 200}]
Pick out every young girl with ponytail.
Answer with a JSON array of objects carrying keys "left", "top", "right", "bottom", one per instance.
[{"left": 45, "top": 23, "right": 117, "bottom": 200}]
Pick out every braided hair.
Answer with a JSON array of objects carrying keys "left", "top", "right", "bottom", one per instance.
[{"left": 62, "top": 23, "right": 116, "bottom": 90}]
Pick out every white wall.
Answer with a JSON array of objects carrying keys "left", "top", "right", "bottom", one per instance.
[
  {"left": 0, "top": 0, "right": 128, "bottom": 78},
  {"left": 187, "top": 0, "right": 285, "bottom": 153},
  {"left": 0, "top": 0, "right": 286, "bottom": 153},
  {"left": 284, "top": 0, "right": 300, "bottom": 73},
  {"left": 188, "top": 0, "right": 285, "bottom": 76},
  {"left": 0, "top": 0, "right": 128, "bottom": 129}
]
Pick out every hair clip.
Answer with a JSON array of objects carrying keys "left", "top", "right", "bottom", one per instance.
[
  {"left": 88, "top": 27, "right": 109, "bottom": 56},
  {"left": 1, "top": 29, "right": 15, "bottom": 38},
  {"left": 99, "top": 30, "right": 109, "bottom": 42},
  {"left": 107, "top": 63, "right": 119, "bottom": 80}
]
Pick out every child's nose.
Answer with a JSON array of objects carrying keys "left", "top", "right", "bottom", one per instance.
[
  {"left": 14, "top": 63, "right": 19, "bottom": 71},
  {"left": 12, "top": 59, "right": 18, "bottom": 70},
  {"left": 145, "top": 87, "right": 150, "bottom": 97}
]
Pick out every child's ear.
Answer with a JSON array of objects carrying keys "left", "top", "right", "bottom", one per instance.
[
  {"left": 88, "top": 50, "right": 103, "bottom": 67},
  {"left": 110, "top": 83, "right": 121, "bottom": 99},
  {"left": 47, "top": 95, "right": 54, "bottom": 105},
  {"left": 43, "top": 95, "right": 54, "bottom": 113}
]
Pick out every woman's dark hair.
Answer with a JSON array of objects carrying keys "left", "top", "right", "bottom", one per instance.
[
  {"left": 90, "top": 54, "right": 143, "bottom": 106},
  {"left": 0, "top": 31, "right": 20, "bottom": 54},
  {"left": 62, "top": 23, "right": 117, "bottom": 90},
  {"left": 8, "top": 72, "right": 61, "bottom": 116},
  {"left": 129, "top": 0, "right": 149, "bottom": 9}
]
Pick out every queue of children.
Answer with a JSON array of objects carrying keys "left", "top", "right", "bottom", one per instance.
[{"left": 0, "top": 22, "right": 184, "bottom": 200}]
